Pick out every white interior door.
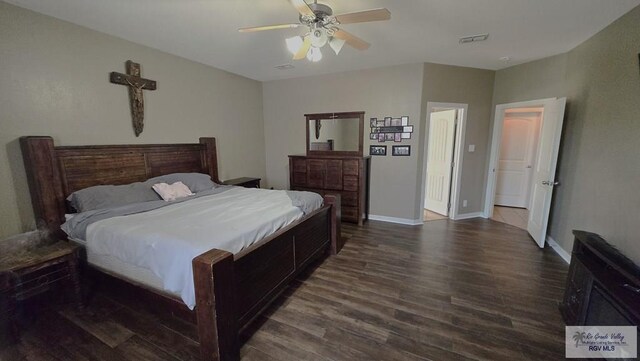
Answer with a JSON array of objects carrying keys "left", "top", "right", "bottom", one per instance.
[
  {"left": 495, "top": 114, "right": 540, "bottom": 208},
  {"left": 425, "top": 109, "right": 456, "bottom": 216},
  {"left": 527, "top": 98, "right": 567, "bottom": 247}
]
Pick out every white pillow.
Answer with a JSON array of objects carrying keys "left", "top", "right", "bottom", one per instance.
[{"left": 152, "top": 181, "right": 194, "bottom": 201}]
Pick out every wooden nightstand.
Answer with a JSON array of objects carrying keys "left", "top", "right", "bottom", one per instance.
[
  {"left": 222, "top": 177, "right": 261, "bottom": 188},
  {"left": 0, "top": 241, "right": 82, "bottom": 343}
]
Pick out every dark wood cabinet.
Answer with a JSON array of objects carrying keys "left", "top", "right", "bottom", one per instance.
[
  {"left": 0, "top": 241, "right": 82, "bottom": 344},
  {"left": 560, "top": 231, "right": 640, "bottom": 328},
  {"left": 561, "top": 258, "right": 593, "bottom": 324},
  {"left": 306, "top": 159, "right": 343, "bottom": 190},
  {"left": 324, "top": 160, "right": 343, "bottom": 190},
  {"left": 289, "top": 155, "right": 370, "bottom": 225}
]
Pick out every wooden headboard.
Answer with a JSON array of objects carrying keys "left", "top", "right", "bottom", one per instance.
[{"left": 20, "top": 136, "right": 220, "bottom": 238}]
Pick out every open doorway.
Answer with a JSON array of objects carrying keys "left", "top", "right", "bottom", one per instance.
[
  {"left": 484, "top": 98, "right": 567, "bottom": 248},
  {"left": 490, "top": 107, "right": 543, "bottom": 230},
  {"left": 422, "top": 102, "right": 467, "bottom": 222}
]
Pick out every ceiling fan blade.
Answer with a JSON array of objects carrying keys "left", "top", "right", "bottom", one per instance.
[
  {"left": 334, "top": 8, "right": 390, "bottom": 24},
  {"left": 333, "top": 29, "right": 370, "bottom": 50},
  {"left": 289, "top": 0, "right": 316, "bottom": 19},
  {"left": 293, "top": 36, "right": 312, "bottom": 60},
  {"left": 238, "top": 23, "right": 301, "bottom": 33}
]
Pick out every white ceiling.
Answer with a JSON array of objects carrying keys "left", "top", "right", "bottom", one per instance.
[{"left": 6, "top": 0, "right": 640, "bottom": 81}]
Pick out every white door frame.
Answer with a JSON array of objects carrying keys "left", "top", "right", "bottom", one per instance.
[
  {"left": 483, "top": 98, "right": 556, "bottom": 218},
  {"left": 421, "top": 102, "right": 467, "bottom": 221}
]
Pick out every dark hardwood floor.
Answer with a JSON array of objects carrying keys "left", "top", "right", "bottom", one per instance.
[{"left": 1, "top": 218, "right": 569, "bottom": 360}]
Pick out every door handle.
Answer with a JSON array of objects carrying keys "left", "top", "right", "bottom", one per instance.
[{"left": 542, "top": 180, "right": 560, "bottom": 186}]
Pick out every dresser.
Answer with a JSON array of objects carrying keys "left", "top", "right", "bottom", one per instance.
[
  {"left": 560, "top": 231, "right": 640, "bottom": 327},
  {"left": 289, "top": 155, "right": 370, "bottom": 225}
]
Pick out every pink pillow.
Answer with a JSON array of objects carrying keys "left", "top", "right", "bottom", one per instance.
[{"left": 152, "top": 181, "right": 194, "bottom": 201}]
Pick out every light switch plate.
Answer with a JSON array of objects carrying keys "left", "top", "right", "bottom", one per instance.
[{"left": 468, "top": 144, "right": 476, "bottom": 152}]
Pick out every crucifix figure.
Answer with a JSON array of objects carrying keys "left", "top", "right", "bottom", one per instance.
[{"left": 110, "top": 60, "right": 157, "bottom": 136}]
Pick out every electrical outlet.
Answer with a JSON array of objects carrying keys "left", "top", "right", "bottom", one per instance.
[{"left": 462, "top": 200, "right": 468, "bottom": 208}]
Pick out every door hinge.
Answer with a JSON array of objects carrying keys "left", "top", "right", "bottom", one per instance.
[
  {"left": 451, "top": 162, "right": 455, "bottom": 168},
  {"left": 447, "top": 202, "right": 451, "bottom": 210}
]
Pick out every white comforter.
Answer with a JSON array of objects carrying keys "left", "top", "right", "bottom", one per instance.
[{"left": 86, "top": 187, "right": 305, "bottom": 309}]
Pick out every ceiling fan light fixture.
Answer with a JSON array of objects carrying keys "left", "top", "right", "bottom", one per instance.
[
  {"left": 307, "top": 47, "right": 322, "bottom": 62},
  {"left": 309, "top": 27, "right": 329, "bottom": 48},
  {"left": 329, "top": 37, "right": 346, "bottom": 55},
  {"left": 285, "top": 35, "right": 304, "bottom": 55},
  {"left": 240, "top": 2, "right": 390, "bottom": 63}
]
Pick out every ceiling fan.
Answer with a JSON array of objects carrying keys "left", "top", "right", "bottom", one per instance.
[{"left": 238, "top": 0, "right": 391, "bottom": 62}]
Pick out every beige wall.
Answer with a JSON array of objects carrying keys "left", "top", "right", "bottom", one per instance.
[
  {"left": 0, "top": 2, "right": 265, "bottom": 237},
  {"left": 493, "top": 54, "right": 568, "bottom": 104},
  {"left": 420, "top": 64, "right": 495, "bottom": 216},
  {"left": 492, "top": 6, "right": 640, "bottom": 263},
  {"left": 263, "top": 63, "right": 496, "bottom": 221},
  {"left": 263, "top": 64, "right": 425, "bottom": 220}
]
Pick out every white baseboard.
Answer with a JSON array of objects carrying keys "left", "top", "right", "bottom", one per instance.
[
  {"left": 453, "top": 212, "right": 485, "bottom": 220},
  {"left": 546, "top": 235, "right": 571, "bottom": 264},
  {"left": 368, "top": 215, "right": 423, "bottom": 226}
]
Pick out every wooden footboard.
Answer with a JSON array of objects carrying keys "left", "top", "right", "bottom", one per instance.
[{"left": 192, "top": 195, "right": 341, "bottom": 361}]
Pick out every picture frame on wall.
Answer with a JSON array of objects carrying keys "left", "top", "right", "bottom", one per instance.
[
  {"left": 370, "top": 115, "right": 414, "bottom": 143},
  {"left": 370, "top": 145, "right": 387, "bottom": 156},
  {"left": 392, "top": 145, "right": 411, "bottom": 156}
]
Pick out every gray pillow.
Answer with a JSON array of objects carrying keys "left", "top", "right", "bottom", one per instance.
[
  {"left": 67, "top": 182, "right": 160, "bottom": 213},
  {"left": 145, "top": 173, "right": 216, "bottom": 193}
]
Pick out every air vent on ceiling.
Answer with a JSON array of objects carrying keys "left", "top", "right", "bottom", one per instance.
[
  {"left": 275, "top": 64, "right": 294, "bottom": 70},
  {"left": 459, "top": 33, "right": 489, "bottom": 44}
]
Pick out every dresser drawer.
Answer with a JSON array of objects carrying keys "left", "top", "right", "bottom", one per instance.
[
  {"left": 343, "top": 160, "right": 359, "bottom": 176},
  {"left": 325, "top": 160, "right": 343, "bottom": 190},
  {"left": 341, "top": 192, "right": 358, "bottom": 207},
  {"left": 341, "top": 206, "right": 359, "bottom": 222},
  {"left": 292, "top": 158, "right": 307, "bottom": 173},
  {"left": 14, "top": 263, "right": 71, "bottom": 300},
  {"left": 292, "top": 172, "right": 307, "bottom": 187},
  {"left": 343, "top": 176, "right": 359, "bottom": 191}
]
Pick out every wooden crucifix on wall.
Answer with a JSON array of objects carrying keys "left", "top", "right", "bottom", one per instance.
[{"left": 110, "top": 60, "right": 157, "bottom": 136}]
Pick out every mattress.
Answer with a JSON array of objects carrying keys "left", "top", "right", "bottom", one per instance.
[
  {"left": 72, "top": 187, "right": 322, "bottom": 309},
  {"left": 70, "top": 237, "right": 172, "bottom": 296}
]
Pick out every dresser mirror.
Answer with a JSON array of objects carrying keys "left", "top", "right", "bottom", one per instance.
[{"left": 306, "top": 111, "right": 364, "bottom": 156}]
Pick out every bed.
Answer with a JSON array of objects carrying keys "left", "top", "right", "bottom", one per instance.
[{"left": 20, "top": 136, "right": 342, "bottom": 361}]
